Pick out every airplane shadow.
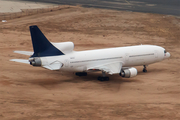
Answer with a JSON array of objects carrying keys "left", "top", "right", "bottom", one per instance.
[
  {"left": 29, "top": 72, "right": 140, "bottom": 86},
  {"left": 20, "top": 67, "right": 160, "bottom": 87},
  {"left": 19, "top": 70, "right": 142, "bottom": 92}
]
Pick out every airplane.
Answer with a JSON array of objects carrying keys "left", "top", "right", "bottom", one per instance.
[{"left": 10, "top": 25, "right": 170, "bottom": 81}]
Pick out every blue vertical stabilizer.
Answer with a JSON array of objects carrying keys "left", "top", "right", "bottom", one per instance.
[{"left": 30, "top": 25, "right": 64, "bottom": 57}]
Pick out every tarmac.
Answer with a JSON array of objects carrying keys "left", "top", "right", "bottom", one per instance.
[
  {"left": 0, "top": 0, "right": 56, "bottom": 13},
  {"left": 1, "top": 0, "right": 179, "bottom": 16}
]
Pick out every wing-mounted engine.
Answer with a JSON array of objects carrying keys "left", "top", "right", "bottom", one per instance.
[
  {"left": 119, "top": 67, "right": 137, "bottom": 78},
  {"left": 52, "top": 42, "right": 74, "bottom": 54}
]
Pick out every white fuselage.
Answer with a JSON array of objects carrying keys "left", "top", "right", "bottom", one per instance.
[
  {"left": 40, "top": 45, "right": 169, "bottom": 73},
  {"left": 11, "top": 25, "right": 171, "bottom": 78}
]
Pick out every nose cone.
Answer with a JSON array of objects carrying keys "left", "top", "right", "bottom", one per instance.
[{"left": 164, "top": 52, "right": 170, "bottom": 59}]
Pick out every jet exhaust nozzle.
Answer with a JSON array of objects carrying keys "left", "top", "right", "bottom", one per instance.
[{"left": 29, "top": 58, "right": 42, "bottom": 66}]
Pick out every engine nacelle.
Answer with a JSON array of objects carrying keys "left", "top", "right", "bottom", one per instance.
[
  {"left": 120, "top": 67, "right": 138, "bottom": 78},
  {"left": 52, "top": 42, "right": 74, "bottom": 54},
  {"left": 29, "top": 58, "right": 42, "bottom": 66}
]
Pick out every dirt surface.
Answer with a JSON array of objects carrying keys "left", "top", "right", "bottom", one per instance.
[{"left": 0, "top": 6, "right": 180, "bottom": 120}]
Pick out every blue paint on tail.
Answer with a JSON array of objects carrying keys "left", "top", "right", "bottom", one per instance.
[{"left": 29, "top": 25, "right": 64, "bottom": 57}]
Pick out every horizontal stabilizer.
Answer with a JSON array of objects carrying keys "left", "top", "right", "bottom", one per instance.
[
  {"left": 14, "top": 51, "right": 33, "bottom": 56},
  {"left": 10, "top": 59, "right": 29, "bottom": 64}
]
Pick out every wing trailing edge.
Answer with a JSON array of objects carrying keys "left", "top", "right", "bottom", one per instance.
[{"left": 87, "top": 62, "right": 123, "bottom": 74}]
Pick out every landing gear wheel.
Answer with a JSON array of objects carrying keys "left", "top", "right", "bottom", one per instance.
[
  {"left": 98, "top": 76, "right": 109, "bottom": 81},
  {"left": 143, "top": 68, "right": 147, "bottom": 73},
  {"left": 75, "top": 72, "right": 87, "bottom": 76}
]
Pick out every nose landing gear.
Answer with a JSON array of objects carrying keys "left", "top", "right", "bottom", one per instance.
[{"left": 143, "top": 65, "right": 147, "bottom": 72}]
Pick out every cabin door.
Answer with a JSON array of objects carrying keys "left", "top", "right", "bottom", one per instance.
[
  {"left": 64, "top": 59, "right": 69, "bottom": 67},
  {"left": 125, "top": 53, "right": 129, "bottom": 61},
  {"left": 154, "top": 50, "right": 158, "bottom": 58}
]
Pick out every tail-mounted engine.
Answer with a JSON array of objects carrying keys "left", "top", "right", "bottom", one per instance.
[
  {"left": 52, "top": 42, "right": 74, "bottom": 54},
  {"left": 120, "top": 67, "right": 138, "bottom": 78},
  {"left": 29, "top": 58, "right": 42, "bottom": 66}
]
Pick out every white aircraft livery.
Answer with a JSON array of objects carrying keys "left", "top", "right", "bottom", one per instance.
[{"left": 10, "top": 25, "right": 170, "bottom": 81}]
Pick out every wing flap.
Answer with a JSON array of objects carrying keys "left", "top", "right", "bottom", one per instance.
[{"left": 87, "top": 62, "right": 123, "bottom": 75}]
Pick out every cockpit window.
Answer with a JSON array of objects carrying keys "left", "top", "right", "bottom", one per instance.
[{"left": 164, "top": 50, "right": 167, "bottom": 53}]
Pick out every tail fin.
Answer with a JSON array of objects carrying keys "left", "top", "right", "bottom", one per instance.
[{"left": 29, "top": 25, "right": 64, "bottom": 57}]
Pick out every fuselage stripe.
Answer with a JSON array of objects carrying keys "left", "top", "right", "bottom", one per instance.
[
  {"left": 70, "top": 57, "right": 123, "bottom": 63},
  {"left": 129, "top": 53, "right": 154, "bottom": 57}
]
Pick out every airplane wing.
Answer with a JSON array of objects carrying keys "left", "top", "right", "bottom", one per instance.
[
  {"left": 87, "top": 62, "right": 123, "bottom": 75},
  {"left": 14, "top": 51, "right": 33, "bottom": 56}
]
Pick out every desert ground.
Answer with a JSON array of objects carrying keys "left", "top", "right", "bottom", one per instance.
[{"left": 0, "top": 6, "right": 180, "bottom": 120}]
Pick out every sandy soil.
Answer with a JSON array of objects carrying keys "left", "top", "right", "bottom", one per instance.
[{"left": 0, "top": 6, "right": 180, "bottom": 120}]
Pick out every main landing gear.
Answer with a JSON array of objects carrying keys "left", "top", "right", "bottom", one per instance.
[
  {"left": 75, "top": 72, "right": 87, "bottom": 76},
  {"left": 76, "top": 71, "right": 109, "bottom": 81},
  {"left": 143, "top": 65, "right": 147, "bottom": 72},
  {"left": 98, "top": 71, "right": 109, "bottom": 81}
]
